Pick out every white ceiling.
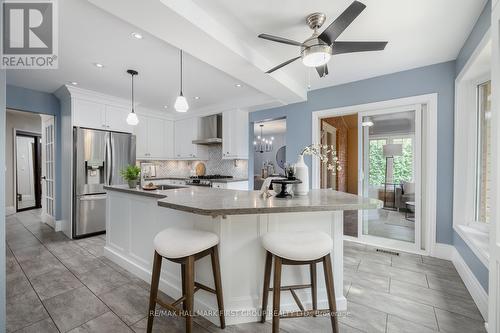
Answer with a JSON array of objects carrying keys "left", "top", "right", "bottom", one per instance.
[
  {"left": 192, "top": 0, "right": 487, "bottom": 90},
  {"left": 6, "top": 0, "right": 488, "bottom": 115},
  {"left": 6, "top": 0, "right": 274, "bottom": 115}
]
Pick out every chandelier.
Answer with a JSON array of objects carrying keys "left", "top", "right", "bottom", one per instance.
[{"left": 254, "top": 124, "right": 274, "bottom": 153}]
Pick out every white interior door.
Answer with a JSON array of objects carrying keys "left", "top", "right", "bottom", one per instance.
[
  {"left": 488, "top": 1, "right": 499, "bottom": 329},
  {"left": 41, "top": 115, "right": 56, "bottom": 225},
  {"left": 357, "top": 105, "right": 423, "bottom": 253}
]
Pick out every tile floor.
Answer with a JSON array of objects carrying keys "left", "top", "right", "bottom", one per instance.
[{"left": 5, "top": 209, "right": 487, "bottom": 333}]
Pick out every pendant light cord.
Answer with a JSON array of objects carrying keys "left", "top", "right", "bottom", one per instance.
[
  {"left": 131, "top": 73, "right": 135, "bottom": 113},
  {"left": 180, "top": 50, "right": 183, "bottom": 96}
]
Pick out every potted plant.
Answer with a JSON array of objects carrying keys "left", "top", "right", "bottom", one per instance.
[{"left": 120, "top": 165, "right": 141, "bottom": 189}]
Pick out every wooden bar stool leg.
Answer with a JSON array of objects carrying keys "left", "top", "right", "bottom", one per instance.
[
  {"left": 323, "top": 254, "right": 338, "bottom": 333},
  {"left": 310, "top": 263, "right": 317, "bottom": 316},
  {"left": 210, "top": 245, "right": 226, "bottom": 329},
  {"left": 184, "top": 255, "right": 195, "bottom": 333},
  {"left": 181, "top": 264, "right": 187, "bottom": 312},
  {"left": 261, "top": 251, "right": 273, "bottom": 323},
  {"left": 272, "top": 256, "right": 282, "bottom": 333},
  {"left": 147, "top": 251, "right": 163, "bottom": 333}
]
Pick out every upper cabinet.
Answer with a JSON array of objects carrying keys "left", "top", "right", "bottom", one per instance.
[
  {"left": 222, "top": 110, "right": 248, "bottom": 159},
  {"left": 135, "top": 114, "right": 174, "bottom": 160},
  {"left": 174, "top": 117, "right": 208, "bottom": 160},
  {"left": 72, "top": 98, "right": 133, "bottom": 133}
]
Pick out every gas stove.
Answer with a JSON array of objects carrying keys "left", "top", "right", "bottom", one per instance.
[{"left": 186, "top": 175, "right": 233, "bottom": 187}]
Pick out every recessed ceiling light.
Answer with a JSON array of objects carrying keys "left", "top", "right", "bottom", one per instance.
[
  {"left": 163, "top": 105, "right": 168, "bottom": 109},
  {"left": 131, "top": 32, "right": 143, "bottom": 40},
  {"left": 69, "top": 81, "right": 78, "bottom": 86},
  {"left": 235, "top": 83, "right": 242, "bottom": 88},
  {"left": 194, "top": 96, "right": 200, "bottom": 100},
  {"left": 94, "top": 63, "right": 104, "bottom": 68}
]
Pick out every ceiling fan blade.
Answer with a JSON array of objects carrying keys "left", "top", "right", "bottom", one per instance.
[
  {"left": 266, "top": 56, "right": 301, "bottom": 74},
  {"left": 318, "top": 1, "right": 366, "bottom": 45},
  {"left": 332, "top": 41, "right": 388, "bottom": 55},
  {"left": 258, "top": 34, "right": 303, "bottom": 47},
  {"left": 316, "top": 64, "right": 329, "bottom": 78}
]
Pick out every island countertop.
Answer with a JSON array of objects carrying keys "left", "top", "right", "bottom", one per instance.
[{"left": 155, "top": 187, "right": 381, "bottom": 217}]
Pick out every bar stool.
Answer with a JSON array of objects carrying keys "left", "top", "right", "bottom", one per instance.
[
  {"left": 260, "top": 231, "right": 338, "bottom": 333},
  {"left": 147, "top": 228, "right": 226, "bottom": 333}
]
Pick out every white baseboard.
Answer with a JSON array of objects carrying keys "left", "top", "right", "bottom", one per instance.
[
  {"left": 431, "top": 243, "right": 488, "bottom": 321},
  {"left": 431, "top": 243, "right": 455, "bottom": 260},
  {"left": 6, "top": 206, "right": 15, "bottom": 215},
  {"left": 451, "top": 248, "right": 489, "bottom": 321},
  {"left": 54, "top": 219, "right": 63, "bottom": 232}
]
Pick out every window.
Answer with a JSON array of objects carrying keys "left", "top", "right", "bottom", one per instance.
[
  {"left": 369, "top": 139, "right": 387, "bottom": 185},
  {"left": 369, "top": 136, "right": 413, "bottom": 186},
  {"left": 475, "top": 80, "right": 492, "bottom": 223}
]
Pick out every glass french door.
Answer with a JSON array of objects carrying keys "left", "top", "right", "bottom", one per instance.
[
  {"left": 357, "top": 105, "right": 423, "bottom": 252},
  {"left": 41, "top": 115, "right": 56, "bottom": 224}
]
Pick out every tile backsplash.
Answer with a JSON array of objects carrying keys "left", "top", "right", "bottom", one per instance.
[{"left": 138, "top": 145, "right": 248, "bottom": 179}]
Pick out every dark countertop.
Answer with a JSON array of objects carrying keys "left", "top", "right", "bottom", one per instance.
[{"left": 144, "top": 177, "right": 248, "bottom": 183}]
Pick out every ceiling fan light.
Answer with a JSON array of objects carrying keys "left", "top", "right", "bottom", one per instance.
[
  {"left": 175, "top": 95, "right": 189, "bottom": 112},
  {"left": 126, "top": 112, "right": 139, "bottom": 126},
  {"left": 302, "top": 51, "right": 331, "bottom": 67}
]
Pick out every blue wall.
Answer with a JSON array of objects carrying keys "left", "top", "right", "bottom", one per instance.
[
  {"left": 6, "top": 85, "right": 62, "bottom": 220},
  {"left": 452, "top": 0, "right": 491, "bottom": 292},
  {"left": 455, "top": 1, "right": 491, "bottom": 76},
  {"left": 250, "top": 61, "right": 456, "bottom": 244},
  {"left": 1, "top": 71, "right": 6, "bottom": 333}
]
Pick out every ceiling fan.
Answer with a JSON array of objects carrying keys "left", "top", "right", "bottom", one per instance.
[{"left": 258, "top": 1, "right": 388, "bottom": 78}]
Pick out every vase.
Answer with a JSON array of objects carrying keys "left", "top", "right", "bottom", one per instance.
[
  {"left": 294, "top": 154, "right": 309, "bottom": 195},
  {"left": 128, "top": 179, "right": 138, "bottom": 189}
]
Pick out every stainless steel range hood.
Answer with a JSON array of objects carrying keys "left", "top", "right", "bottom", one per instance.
[{"left": 192, "top": 114, "right": 222, "bottom": 145}]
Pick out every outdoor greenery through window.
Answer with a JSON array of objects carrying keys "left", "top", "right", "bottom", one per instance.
[
  {"left": 369, "top": 137, "right": 414, "bottom": 185},
  {"left": 475, "top": 80, "right": 492, "bottom": 223}
]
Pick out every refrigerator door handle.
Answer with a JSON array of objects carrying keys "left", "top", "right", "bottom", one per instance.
[{"left": 106, "top": 134, "right": 112, "bottom": 185}]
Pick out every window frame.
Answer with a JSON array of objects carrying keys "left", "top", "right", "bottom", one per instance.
[{"left": 453, "top": 33, "right": 491, "bottom": 267}]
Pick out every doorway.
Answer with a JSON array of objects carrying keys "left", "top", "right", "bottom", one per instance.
[
  {"left": 359, "top": 107, "right": 422, "bottom": 248},
  {"left": 312, "top": 94, "right": 438, "bottom": 255},
  {"left": 15, "top": 131, "right": 42, "bottom": 212},
  {"left": 253, "top": 118, "right": 287, "bottom": 190}
]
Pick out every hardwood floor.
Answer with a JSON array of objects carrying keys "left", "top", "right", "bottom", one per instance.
[{"left": 5, "top": 210, "right": 486, "bottom": 332}]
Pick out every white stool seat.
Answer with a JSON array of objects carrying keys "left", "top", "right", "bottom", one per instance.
[
  {"left": 262, "top": 231, "right": 333, "bottom": 261},
  {"left": 154, "top": 228, "right": 219, "bottom": 259}
]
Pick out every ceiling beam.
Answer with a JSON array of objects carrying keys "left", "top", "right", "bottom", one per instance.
[{"left": 87, "top": 0, "right": 307, "bottom": 106}]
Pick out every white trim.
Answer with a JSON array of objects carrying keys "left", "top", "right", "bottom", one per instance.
[
  {"left": 452, "top": 246, "right": 489, "bottom": 321},
  {"left": 5, "top": 206, "right": 15, "bottom": 215},
  {"left": 454, "top": 224, "right": 490, "bottom": 268},
  {"left": 312, "top": 93, "right": 438, "bottom": 255},
  {"left": 453, "top": 28, "right": 492, "bottom": 266}
]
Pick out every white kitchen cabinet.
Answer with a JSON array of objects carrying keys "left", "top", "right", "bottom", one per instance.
[
  {"left": 174, "top": 118, "right": 208, "bottom": 160},
  {"left": 72, "top": 99, "right": 133, "bottom": 133},
  {"left": 73, "top": 99, "right": 106, "bottom": 129},
  {"left": 135, "top": 115, "right": 175, "bottom": 160},
  {"left": 222, "top": 110, "right": 248, "bottom": 159},
  {"left": 105, "top": 105, "right": 134, "bottom": 133}
]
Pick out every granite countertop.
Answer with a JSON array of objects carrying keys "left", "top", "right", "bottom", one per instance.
[
  {"left": 143, "top": 177, "right": 248, "bottom": 183},
  {"left": 104, "top": 185, "right": 187, "bottom": 199},
  {"left": 156, "top": 187, "right": 381, "bottom": 217},
  {"left": 209, "top": 178, "right": 248, "bottom": 183},
  {"left": 144, "top": 177, "right": 187, "bottom": 181}
]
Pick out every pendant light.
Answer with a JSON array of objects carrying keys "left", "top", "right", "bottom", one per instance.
[
  {"left": 254, "top": 124, "right": 273, "bottom": 153},
  {"left": 126, "top": 69, "right": 139, "bottom": 125},
  {"left": 174, "top": 50, "right": 189, "bottom": 112}
]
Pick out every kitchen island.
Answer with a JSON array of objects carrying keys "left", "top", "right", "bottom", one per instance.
[{"left": 104, "top": 185, "right": 380, "bottom": 325}]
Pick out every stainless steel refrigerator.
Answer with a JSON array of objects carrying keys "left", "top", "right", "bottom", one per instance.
[{"left": 73, "top": 128, "right": 136, "bottom": 238}]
